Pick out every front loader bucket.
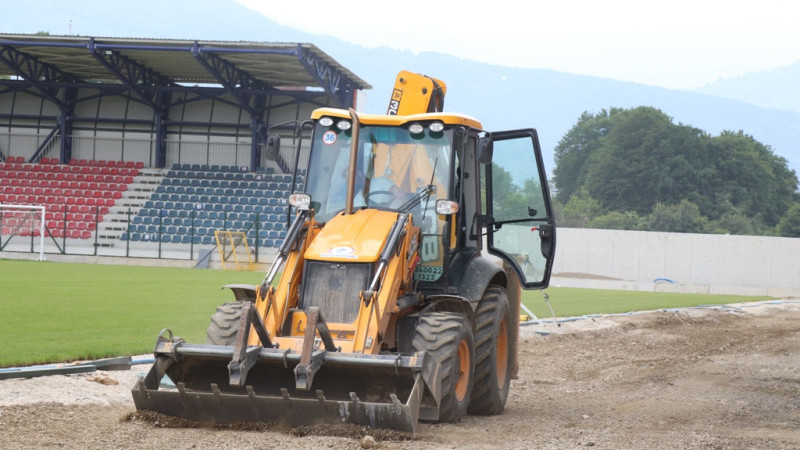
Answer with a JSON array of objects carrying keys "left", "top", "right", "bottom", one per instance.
[{"left": 131, "top": 338, "right": 437, "bottom": 434}]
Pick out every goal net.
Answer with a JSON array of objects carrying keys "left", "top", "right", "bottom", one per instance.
[{"left": 0, "top": 204, "right": 46, "bottom": 260}]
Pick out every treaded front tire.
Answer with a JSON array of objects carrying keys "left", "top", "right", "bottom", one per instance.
[
  {"left": 206, "top": 301, "right": 244, "bottom": 345},
  {"left": 412, "top": 312, "right": 474, "bottom": 423},
  {"left": 467, "top": 285, "right": 512, "bottom": 415}
]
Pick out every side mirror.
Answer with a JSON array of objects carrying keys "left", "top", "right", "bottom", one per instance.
[
  {"left": 266, "top": 135, "right": 280, "bottom": 160},
  {"left": 478, "top": 137, "right": 493, "bottom": 164}
]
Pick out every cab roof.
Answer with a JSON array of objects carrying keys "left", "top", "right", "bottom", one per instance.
[{"left": 311, "top": 107, "right": 483, "bottom": 130}]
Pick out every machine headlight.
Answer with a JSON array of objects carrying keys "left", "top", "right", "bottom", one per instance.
[
  {"left": 435, "top": 200, "right": 459, "bottom": 215},
  {"left": 318, "top": 117, "right": 334, "bottom": 127},
  {"left": 408, "top": 123, "right": 424, "bottom": 135},
  {"left": 336, "top": 120, "right": 352, "bottom": 131},
  {"left": 289, "top": 193, "right": 312, "bottom": 210},
  {"left": 428, "top": 122, "right": 445, "bottom": 133}
]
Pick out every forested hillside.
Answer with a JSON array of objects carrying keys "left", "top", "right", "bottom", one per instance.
[{"left": 552, "top": 107, "right": 800, "bottom": 236}]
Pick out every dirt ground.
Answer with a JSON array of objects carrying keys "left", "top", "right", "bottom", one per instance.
[{"left": 2, "top": 299, "right": 800, "bottom": 449}]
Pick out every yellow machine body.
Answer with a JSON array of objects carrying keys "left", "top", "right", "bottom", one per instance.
[{"left": 132, "top": 70, "right": 557, "bottom": 435}]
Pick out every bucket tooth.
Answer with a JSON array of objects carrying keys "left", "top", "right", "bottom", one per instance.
[
  {"left": 135, "top": 378, "right": 150, "bottom": 400},
  {"left": 177, "top": 382, "right": 188, "bottom": 401},
  {"left": 316, "top": 390, "right": 326, "bottom": 404},
  {"left": 390, "top": 393, "right": 402, "bottom": 416}
]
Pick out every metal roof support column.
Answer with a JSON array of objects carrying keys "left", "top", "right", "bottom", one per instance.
[
  {"left": 154, "top": 90, "right": 171, "bottom": 169},
  {"left": 249, "top": 93, "right": 266, "bottom": 172},
  {"left": 58, "top": 86, "right": 76, "bottom": 164}
]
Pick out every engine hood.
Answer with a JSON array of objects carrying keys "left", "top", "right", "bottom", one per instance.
[{"left": 305, "top": 209, "right": 398, "bottom": 263}]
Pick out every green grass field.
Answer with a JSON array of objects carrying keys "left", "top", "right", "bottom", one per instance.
[{"left": 0, "top": 259, "right": 771, "bottom": 367}]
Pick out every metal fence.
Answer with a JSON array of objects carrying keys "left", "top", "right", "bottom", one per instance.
[{"left": 0, "top": 204, "right": 283, "bottom": 264}]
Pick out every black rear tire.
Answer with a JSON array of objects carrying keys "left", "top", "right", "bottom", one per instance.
[
  {"left": 412, "top": 312, "right": 474, "bottom": 423},
  {"left": 206, "top": 301, "right": 244, "bottom": 345},
  {"left": 468, "top": 285, "right": 512, "bottom": 415}
]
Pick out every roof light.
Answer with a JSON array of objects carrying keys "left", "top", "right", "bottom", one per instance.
[
  {"left": 429, "top": 122, "right": 444, "bottom": 132},
  {"left": 408, "top": 123, "right": 424, "bottom": 135},
  {"left": 318, "top": 117, "right": 334, "bottom": 127},
  {"left": 336, "top": 120, "right": 352, "bottom": 131}
]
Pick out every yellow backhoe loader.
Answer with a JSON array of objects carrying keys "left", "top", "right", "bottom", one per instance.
[{"left": 132, "top": 70, "right": 556, "bottom": 434}]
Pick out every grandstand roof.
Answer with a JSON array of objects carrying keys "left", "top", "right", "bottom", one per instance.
[{"left": 0, "top": 33, "right": 371, "bottom": 96}]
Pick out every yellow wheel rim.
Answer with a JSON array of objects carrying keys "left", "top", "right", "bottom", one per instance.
[
  {"left": 496, "top": 316, "right": 508, "bottom": 389},
  {"left": 455, "top": 338, "right": 471, "bottom": 401}
]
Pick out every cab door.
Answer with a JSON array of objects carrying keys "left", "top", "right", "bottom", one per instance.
[{"left": 484, "top": 128, "right": 556, "bottom": 289}]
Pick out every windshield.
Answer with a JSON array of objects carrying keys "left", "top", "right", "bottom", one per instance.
[{"left": 304, "top": 123, "right": 453, "bottom": 224}]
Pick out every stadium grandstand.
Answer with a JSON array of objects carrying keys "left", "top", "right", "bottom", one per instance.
[{"left": 0, "top": 33, "right": 370, "bottom": 260}]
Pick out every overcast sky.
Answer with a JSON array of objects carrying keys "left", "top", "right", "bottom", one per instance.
[{"left": 234, "top": 0, "right": 799, "bottom": 90}]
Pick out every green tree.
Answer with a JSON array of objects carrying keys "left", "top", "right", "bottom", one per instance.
[
  {"left": 776, "top": 203, "right": 800, "bottom": 237},
  {"left": 643, "top": 200, "right": 708, "bottom": 233},
  {"left": 560, "top": 189, "right": 603, "bottom": 228},
  {"left": 583, "top": 107, "right": 709, "bottom": 214},
  {"left": 552, "top": 109, "right": 615, "bottom": 203},
  {"left": 707, "top": 211, "right": 757, "bottom": 235},
  {"left": 707, "top": 131, "right": 798, "bottom": 226},
  {"left": 588, "top": 210, "right": 641, "bottom": 230},
  {"left": 552, "top": 106, "right": 799, "bottom": 234}
]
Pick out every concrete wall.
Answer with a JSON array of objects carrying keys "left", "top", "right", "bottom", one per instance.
[{"left": 551, "top": 228, "right": 800, "bottom": 297}]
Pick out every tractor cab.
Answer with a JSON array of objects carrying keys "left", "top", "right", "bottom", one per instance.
[{"left": 296, "top": 107, "right": 555, "bottom": 290}]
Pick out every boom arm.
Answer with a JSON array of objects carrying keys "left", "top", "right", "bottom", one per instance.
[{"left": 387, "top": 70, "right": 446, "bottom": 116}]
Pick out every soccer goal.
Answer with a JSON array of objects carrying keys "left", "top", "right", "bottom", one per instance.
[
  {"left": 214, "top": 230, "right": 255, "bottom": 271},
  {"left": 0, "top": 203, "right": 46, "bottom": 261}
]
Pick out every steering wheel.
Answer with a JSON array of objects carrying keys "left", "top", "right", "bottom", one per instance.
[{"left": 365, "top": 190, "right": 396, "bottom": 207}]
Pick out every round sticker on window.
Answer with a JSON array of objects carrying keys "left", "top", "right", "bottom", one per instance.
[{"left": 322, "top": 130, "right": 337, "bottom": 145}]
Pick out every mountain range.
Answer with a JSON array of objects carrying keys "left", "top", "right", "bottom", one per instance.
[{"left": 4, "top": 0, "right": 800, "bottom": 180}]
